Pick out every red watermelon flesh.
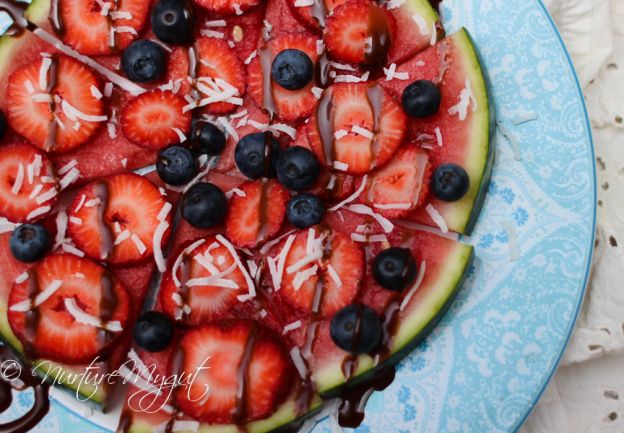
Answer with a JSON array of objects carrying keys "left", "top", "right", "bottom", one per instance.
[{"left": 380, "top": 29, "right": 492, "bottom": 234}]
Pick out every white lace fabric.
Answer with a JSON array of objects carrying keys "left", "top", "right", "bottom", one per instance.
[{"left": 520, "top": 0, "right": 624, "bottom": 432}]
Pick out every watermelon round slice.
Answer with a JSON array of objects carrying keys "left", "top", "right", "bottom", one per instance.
[
  {"left": 380, "top": 28, "right": 494, "bottom": 235},
  {"left": 0, "top": 0, "right": 493, "bottom": 428}
]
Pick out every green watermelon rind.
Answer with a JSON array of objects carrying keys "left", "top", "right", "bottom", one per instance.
[
  {"left": 313, "top": 243, "right": 474, "bottom": 396},
  {"left": 126, "top": 397, "right": 324, "bottom": 433},
  {"left": 442, "top": 28, "right": 495, "bottom": 235}
]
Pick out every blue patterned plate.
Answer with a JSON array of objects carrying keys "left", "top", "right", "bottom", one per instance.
[{"left": 0, "top": 0, "right": 595, "bottom": 432}]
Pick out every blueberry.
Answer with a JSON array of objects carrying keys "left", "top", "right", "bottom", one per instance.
[
  {"left": 330, "top": 304, "right": 382, "bottom": 355},
  {"left": 156, "top": 145, "right": 198, "bottom": 186},
  {"left": 235, "top": 132, "right": 281, "bottom": 179},
  {"left": 0, "top": 110, "right": 7, "bottom": 142},
  {"left": 372, "top": 247, "right": 417, "bottom": 292},
  {"left": 181, "top": 182, "right": 227, "bottom": 228},
  {"left": 151, "top": 0, "right": 194, "bottom": 45},
  {"left": 133, "top": 311, "right": 174, "bottom": 352},
  {"left": 401, "top": 80, "right": 441, "bottom": 118},
  {"left": 287, "top": 194, "right": 324, "bottom": 228},
  {"left": 271, "top": 49, "right": 314, "bottom": 91},
  {"left": 431, "top": 163, "right": 470, "bottom": 202},
  {"left": 191, "top": 121, "right": 226, "bottom": 156},
  {"left": 10, "top": 224, "right": 51, "bottom": 263},
  {"left": 276, "top": 146, "right": 320, "bottom": 191},
  {"left": 122, "top": 40, "right": 167, "bottom": 83}
]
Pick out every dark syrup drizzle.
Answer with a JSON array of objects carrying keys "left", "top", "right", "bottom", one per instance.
[
  {"left": 93, "top": 182, "right": 115, "bottom": 261},
  {"left": 0, "top": 346, "right": 51, "bottom": 433},
  {"left": 43, "top": 55, "right": 59, "bottom": 153}
]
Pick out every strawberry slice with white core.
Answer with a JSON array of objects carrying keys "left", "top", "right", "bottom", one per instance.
[
  {"left": 192, "top": 0, "right": 262, "bottom": 16},
  {"left": 248, "top": 33, "right": 320, "bottom": 121},
  {"left": 307, "top": 83, "right": 406, "bottom": 175},
  {"left": 286, "top": 0, "right": 363, "bottom": 32},
  {"left": 160, "top": 236, "right": 251, "bottom": 326},
  {"left": 175, "top": 320, "right": 293, "bottom": 424},
  {"left": 67, "top": 173, "right": 173, "bottom": 265},
  {"left": 324, "top": 1, "right": 396, "bottom": 65},
  {"left": 0, "top": 143, "right": 59, "bottom": 222},
  {"left": 225, "top": 180, "right": 290, "bottom": 249},
  {"left": 270, "top": 228, "right": 364, "bottom": 317},
  {"left": 121, "top": 90, "right": 191, "bottom": 150},
  {"left": 8, "top": 253, "right": 131, "bottom": 364},
  {"left": 364, "top": 144, "right": 431, "bottom": 218},
  {"left": 7, "top": 55, "right": 106, "bottom": 153},
  {"left": 193, "top": 37, "right": 247, "bottom": 115},
  {"left": 59, "top": 0, "right": 150, "bottom": 56}
]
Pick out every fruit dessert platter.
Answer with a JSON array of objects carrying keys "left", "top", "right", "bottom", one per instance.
[{"left": 0, "top": 0, "right": 493, "bottom": 432}]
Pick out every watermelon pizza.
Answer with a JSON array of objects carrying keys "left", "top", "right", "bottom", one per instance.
[{"left": 0, "top": 0, "right": 493, "bottom": 431}]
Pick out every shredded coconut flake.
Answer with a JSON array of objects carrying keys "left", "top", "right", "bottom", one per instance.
[
  {"left": 27, "top": 206, "right": 51, "bottom": 221},
  {"left": 131, "top": 234, "right": 147, "bottom": 255},
  {"left": 11, "top": 164, "right": 24, "bottom": 195},
  {"left": 61, "top": 99, "right": 108, "bottom": 123},
  {"left": 293, "top": 265, "right": 318, "bottom": 291},
  {"left": 500, "top": 220, "right": 521, "bottom": 261},
  {"left": 347, "top": 204, "right": 394, "bottom": 233},
  {"left": 244, "top": 50, "right": 258, "bottom": 65},
  {"left": 448, "top": 79, "right": 477, "bottom": 121},
  {"left": 59, "top": 167, "right": 81, "bottom": 190},
  {"left": 351, "top": 125, "right": 375, "bottom": 140},
  {"left": 283, "top": 320, "right": 302, "bottom": 335},
  {"left": 425, "top": 203, "right": 448, "bottom": 233},
  {"left": 512, "top": 112, "right": 539, "bottom": 126},
  {"left": 333, "top": 161, "right": 349, "bottom": 171},
  {"left": 10, "top": 279, "right": 63, "bottom": 312},
  {"left": 90, "top": 85, "right": 103, "bottom": 100},
  {"left": 64, "top": 297, "right": 122, "bottom": 332},
  {"left": 69, "top": 216, "right": 82, "bottom": 225},
  {"left": 327, "top": 265, "right": 342, "bottom": 287},
  {"left": 400, "top": 261, "right": 426, "bottom": 310},
  {"left": 290, "top": 347, "right": 308, "bottom": 379},
  {"left": 15, "top": 272, "right": 29, "bottom": 284},
  {"left": 329, "top": 175, "right": 367, "bottom": 212},
  {"left": 153, "top": 221, "right": 169, "bottom": 272}
]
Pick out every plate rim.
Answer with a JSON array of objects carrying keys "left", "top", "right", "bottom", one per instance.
[{"left": 509, "top": 0, "right": 597, "bottom": 431}]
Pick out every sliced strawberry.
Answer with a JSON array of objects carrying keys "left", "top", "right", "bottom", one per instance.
[
  {"left": 307, "top": 83, "right": 406, "bottom": 175},
  {"left": 59, "top": 0, "right": 149, "bottom": 55},
  {"left": 364, "top": 144, "right": 431, "bottom": 218},
  {"left": 160, "top": 236, "right": 252, "bottom": 326},
  {"left": 121, "top": 91, "right": 191, "bottom": 150},
  {"left": 0, "top": 143, "right": 59, "bottom": 223},
  {"left": 324, "top": 1, "right": 396, "bottom": 65},
  {"left": 193, "top": 0, "right": 262, "bottom": 15},
  {"left": 225, "top": 180, "right": 289, "bottom": 248},
  {"left": 270, "top": 228, "right": 363, "bottom": 317},
  {"left": 8, "top": 253, "right": 131, "bottom": 364},
  {"left": 193, "top": 37, "right": 247, "bottom": 115},
  {"left": 174, "top": 320, "right": 293, "bottom": 424},
  {"left": 7, "top": 55, "right": 106, "bottom": 153},
  {"left": 248, "top": 33, "right": 320, "bottom": 121},
  {"left": 287, "top": 0, "right": 362, "bottom": 32},
  {"left": 67, "top": 173, "right": 173, "bottom": 265}
]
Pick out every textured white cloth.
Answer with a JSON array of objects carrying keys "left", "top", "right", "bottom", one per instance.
[{"left": 519, "top": 0, "right": 624, "bottom": 432}]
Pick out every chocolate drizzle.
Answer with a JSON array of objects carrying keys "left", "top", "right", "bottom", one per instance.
[
  {"left": 364, "top": 6, "right": 392, "bottom": 67},
  {"left": 93, "top": 182, "right": 115, "bottom": 261},
  {"left": 43, "top": 55, "right": 60, "bottom": 152},
  {"left": 233, "top": 324, "right": 258, "bottom": 425},
  {"left": 23, "top": 269, "right": 41, "bottom": 360},
  {"left": 259, "top": 47, "right": 276, "bottom": 118},
  {"left": 97, "top": 272, "right": 119, "bottom": 347},
  {"left": 48, "top": 0, "right": 63, "bottom": 35},
  {"left": 0, "top": 346, "right": 51, "bottom": 433},
  {"left": 0, "top": 0, "right": 33, "bottom": 36}
]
